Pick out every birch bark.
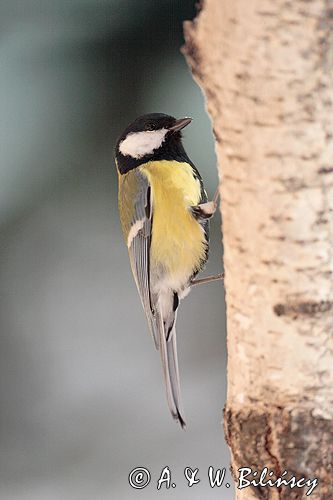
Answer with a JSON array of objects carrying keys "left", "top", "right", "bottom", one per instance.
[{"left": 184, "top": 1, "right": 333, "bottom": 498}]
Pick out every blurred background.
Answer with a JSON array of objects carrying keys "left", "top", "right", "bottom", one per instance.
[{"left": 0, "top": 1, "right": 231, "bottom": 498}]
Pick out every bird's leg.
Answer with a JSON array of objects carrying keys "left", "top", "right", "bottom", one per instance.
[
  {"left": 190, "top": 273, "right": 224, "bottom": 287},
  {"left": 212, "top": 183, "right": 221, "bottom": 205},
  {"left": 190, "top": 183, "right": 221, "bottom": 220}
]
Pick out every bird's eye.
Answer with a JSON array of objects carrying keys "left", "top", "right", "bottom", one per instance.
[{"left": 145, "top": 123, "right": 155, "bottom": 131}]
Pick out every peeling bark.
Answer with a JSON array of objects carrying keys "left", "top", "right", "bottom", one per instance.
[{"left": 183, "top": 1, "right": 333, "bottom": 498}]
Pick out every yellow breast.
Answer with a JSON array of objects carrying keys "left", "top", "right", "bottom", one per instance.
[{"left": 140, "top": 160, "right": 207, "bottom": 284}]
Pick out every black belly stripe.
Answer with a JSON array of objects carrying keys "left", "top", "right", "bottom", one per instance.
[{"left": 173, "top": 292, "right": 179, "bottom": 311}]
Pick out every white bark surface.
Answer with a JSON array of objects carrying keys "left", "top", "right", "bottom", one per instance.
[{"left": 184, "top": 1, "right": 333, "bottom": 498}]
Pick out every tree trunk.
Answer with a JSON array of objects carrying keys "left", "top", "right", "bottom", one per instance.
[{"left": 183, "top": 1, "right": 333, "bottom": 498}]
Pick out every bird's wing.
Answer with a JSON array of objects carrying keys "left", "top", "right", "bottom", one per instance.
[
  {"left": 187, "top": 161, "right": 209, "bottom": 237},
  {"left": 119, "top": 169, "right": 158, "bottom": 348},
  {"left": 119, "top": 168, "right": 185, "bottom": 426},
  {"left": 186, "top": 163, "right": 210, "bottom": 281}
]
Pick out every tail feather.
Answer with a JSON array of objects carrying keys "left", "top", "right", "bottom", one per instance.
[
  {"left": 156, "top": 307, "right": 186, "bottom": 429},
  {"left": 167, "top": 330, "right": 186, "bottom": 428}
]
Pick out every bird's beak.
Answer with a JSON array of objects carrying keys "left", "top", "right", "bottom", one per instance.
[{"left": 168, "top": 117, "right": 193, "bottom": 132}]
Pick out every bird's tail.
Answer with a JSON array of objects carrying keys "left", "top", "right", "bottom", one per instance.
[{"left": 155, "top": 307, "right": 186, "bottom": 429}]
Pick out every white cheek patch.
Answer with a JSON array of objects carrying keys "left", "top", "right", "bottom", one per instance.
[{"left": 119, "top": 129, "right": 168, "bottom": 159}]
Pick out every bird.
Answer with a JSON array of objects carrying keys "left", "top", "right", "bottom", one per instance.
[{"left": 115, "top": 113, "right": 220, "bottom": 428}]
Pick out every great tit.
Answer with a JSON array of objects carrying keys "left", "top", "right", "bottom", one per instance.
[{"left": 115, "top": 113, "right": 217, "bottom": 428}]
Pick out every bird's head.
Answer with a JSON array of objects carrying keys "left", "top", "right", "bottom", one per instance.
[{"left": 115, "top": 113, "right": 192, "bottom": 173}]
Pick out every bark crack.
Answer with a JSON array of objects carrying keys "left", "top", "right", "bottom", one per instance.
[{"left": 264, "top": 417, "right": 282, "bottom": 500}]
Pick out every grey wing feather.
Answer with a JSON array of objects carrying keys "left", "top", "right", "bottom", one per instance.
[{"left": 126, "top": 171, "right": 159, "bottom": 349}]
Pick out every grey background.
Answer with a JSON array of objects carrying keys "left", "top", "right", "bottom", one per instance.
[{"left": 0, "top": 1, "right": 232, "bottom": 498}]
